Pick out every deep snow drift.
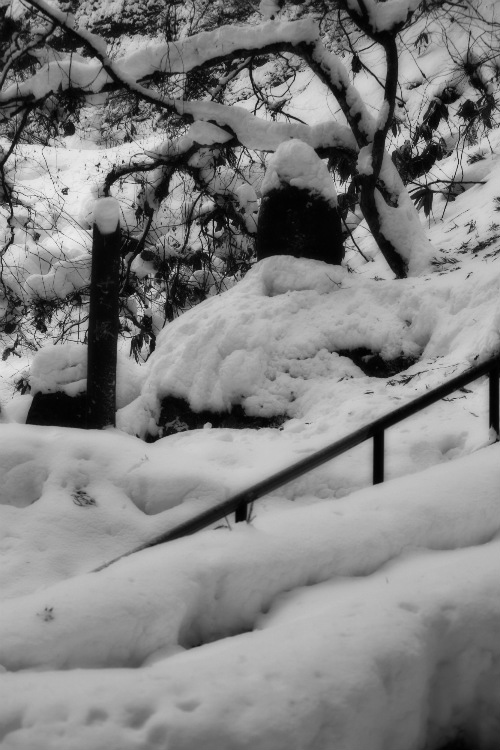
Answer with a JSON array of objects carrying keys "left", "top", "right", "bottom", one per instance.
[
  {"left": 2, "top": 439, "right": 500, "bottom": 750},
  {"left": 1, "top": 220, "right": 500, "bottom": 749},
  {"left": 2, "top": 0, "right": 500, "bottom": 748}
]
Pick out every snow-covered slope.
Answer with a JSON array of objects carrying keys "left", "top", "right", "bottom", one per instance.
[
  {"left": 1, "top": 442, "right": 500, "bottom": 748},
  {"left": 2, "top": 0, "right": 500, "bottom": 748}
]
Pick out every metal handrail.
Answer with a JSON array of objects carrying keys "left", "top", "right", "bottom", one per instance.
[{"left": 95, "top": 354, "right": 500, "bottom": 571}]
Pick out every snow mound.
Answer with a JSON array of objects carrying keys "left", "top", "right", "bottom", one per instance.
[
  {"left": 30, "top": 343, "right": 87, "bottom": 398},
  {"left": 29, "top": 343, "right": 144, "bottom": 409},
  {"left": 1, "top": 444, "right": 500, "bottom": 749},
  {"left": 119, "top": 255, "right": 500, "bottom": 438}
]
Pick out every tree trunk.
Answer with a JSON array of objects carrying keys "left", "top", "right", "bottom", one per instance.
[{"left": 359, "top": 180, "right": 408, "bottom": 278}]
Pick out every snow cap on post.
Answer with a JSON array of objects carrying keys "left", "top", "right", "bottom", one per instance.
[
  {"left": 93, "top": 197, "right": 120, "bottom": 236},
  {"left": 261, "top": 139, "right": 337, "bottom": 206}
]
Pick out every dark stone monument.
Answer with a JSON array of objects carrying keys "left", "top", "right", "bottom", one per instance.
[{"left": 255, "top": 183, "right": 344, "bottom": 265}]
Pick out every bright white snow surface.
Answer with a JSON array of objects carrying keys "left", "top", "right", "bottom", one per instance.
[
  {"left": 92, "top": 197, "right": 120, "bottom": 235},
  {"left": 1, "top": 232, "right": 500, "bottom": 749},
  {"left": 1, "top": 435, "right": 500, "bottom": 749},
  {"left": 3, "top": 1, "right": 500, "bottom": 748},
  {"left": 30, "top": 342, "right": 142, "bottom": 408},
  {"left": 261, "top": 139, "right": 338, "bottom": 205},
  {"left": 3, "top": 248, "right": 500, "bottom": 748},
  {"left": 119, "top": 252, "right": 499, "bottom": 443}
]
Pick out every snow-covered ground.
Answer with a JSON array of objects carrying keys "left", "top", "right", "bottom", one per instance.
[
  {"left": 2, "top": 181, "right": 500, "bottom": 749},
  {"left": 2, "top": 435, "right": 500, "bottom": 749},
  {"left": 2, "top": 0, "right": 500, "bottom": 748}
]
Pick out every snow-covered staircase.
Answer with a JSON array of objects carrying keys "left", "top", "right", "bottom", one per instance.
[
  {"left": 96, "top": 353, "right": 500, "bottom": 572},
  {"left": 2, "top": 439, "right": 500, "bottom": 749}
]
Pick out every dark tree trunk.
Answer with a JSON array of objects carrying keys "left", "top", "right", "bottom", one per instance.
[{"left": 359, "top": 180, "right": 408, "bottom": 279}]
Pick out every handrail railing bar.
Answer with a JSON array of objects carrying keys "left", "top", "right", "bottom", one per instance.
[
  {"left": 95, "top": 422, "right": 378, "bottom": 569},
  {"left": 94, "top": 354, "right": 500, "bottom": 572},
  {"left": 159, "top": 354, "right": 500, "bottom": 538},
  {"left": 364, "top": 356, "right": 498, "bottom": 433}
]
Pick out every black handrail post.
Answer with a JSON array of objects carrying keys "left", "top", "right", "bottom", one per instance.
[
  {"left": 490, "top": 359, "right": 500, "bottom": 441},
  {"left": 373, "top": 430, "right": 384, "bottom": 484},
  {"left": 87, "top": 197, "right": 121, "bottom": 430},
  {"left": 235, "top": 503, "right": 248, "bottom": 523}
]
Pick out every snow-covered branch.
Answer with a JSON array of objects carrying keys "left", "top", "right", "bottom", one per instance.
[
  {"left": 345, "top": 0, "right": 422, "bottom": 34},
  {"left": 1, "top": 10, "right": 319, "bottom": 101},
  {"left": 0, "top": 2, "right": 359, "bottom": 155},
  {"left": 0, "top": 0, "right": 435, "bottom": 280}
]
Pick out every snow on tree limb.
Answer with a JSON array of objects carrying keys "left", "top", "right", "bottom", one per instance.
[
  {"left": 1, "top": 5, "right": 358, "bottom": 155},
  {"left": 19, "top": 1, "right": 318, "bottom": 79},
  {"left": 1, "top": 13, "right": 319, "bottom": 108},
  {"left": 304, "top": 42, "right": 376, "bottom": 141},
  {"left": 346, "top": 0, "right": 421, "bottom": 34},
  {"left": 0, "top": 58, "right": 109, "bottom": 108},
  {"left": 173, "top": 103, "right": 357, "bottom": 153},
  {"left": 120, "top": 19, "right": 319, "bottom": 79},
  {"left": 2, "top": 0, "right": 434, "bottom": 278}
]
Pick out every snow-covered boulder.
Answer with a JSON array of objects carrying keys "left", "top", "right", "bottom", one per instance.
[
  {"left": 26, "top": 343, "right": 145, "bottom": 428},
  {"left": 117, "top": 250, "right": 500, "bottom": 442}
]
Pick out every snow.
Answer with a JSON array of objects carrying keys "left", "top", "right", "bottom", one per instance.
[
  {"left": 0, "top": 14, "right": 358, "bottom": 154},
  {"left": 29, "top": 343, "right": 143, "bottom": 408},
  {"left": 261, "top": 139, "right": 338, "bottom": 205},
  {"left": 1, "top": 57, "right": 108, "bottom": 104},
  {"left": 146, "top": 122, "right": 233, "bottom": 161},
  {"left": 30, "top": 342, "right": 87, "bottom": 398},
  {"left": 118, "top": 19, "right": 319, "bottom": 78},
  {"left": 347, "top": 0, "right": 422, "bottom": 34},
  {"left": 2, "top": 120, "right": 500, "bottom": 750},
  {"left": 0, "top": 19, "right": 320, "bottom": 109},
  {"left": 259, "top": 0, "right": 281, "bottom": 21},
  {"left": 118, "top": 251, "right": 499, "bottom": 441},
  {"left": 376, "top": 153, "right": 435, "bottom": 276},
  {"left": 374, "top": 177, "right": 434, "bottom": 276},
  {"left": 24, "top": 255, "right": 92, "bottom": 300},
  {"left": 0, "top": 227, "right": 92, "bottom": 302},
  {"left": 173, "top": 101, "right": 357, "bottom": 153},
  {"left": 1, "top": 441, "right": 500, "bottom": 748},
  {"left": 2, "top": 0, "right": 500, "bottom": 747},
  {"left": 92, "top": 197, "right": 120, "bottom": 235}
]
